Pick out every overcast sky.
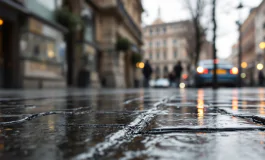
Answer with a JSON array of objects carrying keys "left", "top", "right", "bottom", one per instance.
[{"left": 142, "top": 0, "right": 262, "bottom": 59}]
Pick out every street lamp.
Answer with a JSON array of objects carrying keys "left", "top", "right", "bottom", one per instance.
[
  {"left": 241, "top": 62, "right": 248, "bottom": 69},
  {"left": 257, "top": 63, "right": 264, "bottom": 71},
  {"left": 136, "top": 62, "right": 145, "bottom": 69},
  {"left": 236, "top": 1, "right": 243, "bottom": 87},
  {"left": 259, "top": 42, "right": 265, "bottom": 54}
]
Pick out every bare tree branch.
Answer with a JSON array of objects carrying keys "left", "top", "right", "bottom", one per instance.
[{"left": 182, "top": 0, "right": 207, "bottom": 68}]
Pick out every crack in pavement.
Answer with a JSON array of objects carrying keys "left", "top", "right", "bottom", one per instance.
[
  {"left": 74, "top": 97, "right": 169, "bottom": 160},
  {"left": 0, "top": 107, "right": 93, "bottom": 127},
  {"left": 140, "top": 127, "right": 265, "bottom": 134}
]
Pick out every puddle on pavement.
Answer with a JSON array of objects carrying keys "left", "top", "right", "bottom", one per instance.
[
  {"left": 0, "top": 89, "right": 265, "bottom": 159},
  {"left": 107, "top": 131, "right": 265, "bottom": 160},
  {"left": 144, "top": 106, "right": 262, "bottom": 131},
  {"left": 0, "top": 89, "right": 165, "bottom": 159}
]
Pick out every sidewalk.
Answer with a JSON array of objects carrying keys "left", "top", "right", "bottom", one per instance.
[{"left": 0, "top": 88, "right": 265, "bottom": 160}]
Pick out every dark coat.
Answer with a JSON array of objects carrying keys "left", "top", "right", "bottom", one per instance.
[
  {"left": 143, "top": 63, "right": 153, "bottom": 78},
  {"left": 173, "top": 64, "right": 183, "bottom": 78}
]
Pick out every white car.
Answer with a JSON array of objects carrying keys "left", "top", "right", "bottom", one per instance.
[{"left": 150, "top": 78, "right": 170, "bottom": 88}]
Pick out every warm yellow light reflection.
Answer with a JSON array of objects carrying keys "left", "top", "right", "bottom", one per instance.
[
  {"left": 136, "top": 62, "right": 145, "bottom": 69},
  {"left": 48, "top": 51, "right": 55, "bottom": 58},
  {"left": 197, "top": 90, "right": 204, "bottom": 126},
  {"left": 48, "top": 118, "right": 55, "bottom": 131},
  {"left": 259, "top": 89, "right": 265, "bottom": 115},
  {"left": 232, "top": 99, "right": 238, "bottom": 111},
  {"left": 241, "top": 62, "right": 248, "bottom": 69},
  {"left": 0, "top": 19, "right": 3, "bottom": 26},
  {"left": 259, "top": 42, "right": 265, "bottom": 49}
]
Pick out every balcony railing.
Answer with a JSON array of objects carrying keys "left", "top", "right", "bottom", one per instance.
[
  {"left": 91, "top": 0, "right": 117, "bottom": 8},
  {"left": 91, "top": 0, "right": 142, "bottom": 41},
  {"left": 116, "top": 0, "right": 142, "bottom": 41}
]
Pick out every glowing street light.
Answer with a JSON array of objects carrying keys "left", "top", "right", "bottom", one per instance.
[
  {"left": 257, "top": 63, "right": 264, "bottom": 71},
  {"left": 241, "top": 62, "right": 247, "bottom": 69},
  {"left": 136, "top": 62, "right": 145, "bottom": 69},
  {"left": 259, "top": 42, "right": 265, "bottom": 49},
  {"left": 241, "top": 73, "right": 246, "bottom": 79},
  {"left": 0, "top": 18, "right": 3, "bottom": 26},
  {"left": 179, "top": 83, "right": 186, "bottom": 89}
]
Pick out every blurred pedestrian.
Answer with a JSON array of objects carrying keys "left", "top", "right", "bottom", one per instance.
[
  {"left": 168, "top": 72, "right": 175, "bottom": 87},
  {"left": 173, "top": 61, "right": 183, "bottom": 87},
  {"left": 142, "top": 60, "right": 153, "bottom": 88},
  {"left": 258, "top": 70, "right": 264, "bottom": 86}
]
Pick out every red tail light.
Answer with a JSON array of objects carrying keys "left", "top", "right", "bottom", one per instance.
[{"left": 230, "top": 67, "right": 238, "bottom": 75}]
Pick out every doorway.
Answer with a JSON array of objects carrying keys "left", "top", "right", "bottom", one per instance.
[
  {"left": 0, "top": 19, "right": 14, "bottom": 88},
  {"left": 0, "top": 20, "right": 3, "bottom": 87}
]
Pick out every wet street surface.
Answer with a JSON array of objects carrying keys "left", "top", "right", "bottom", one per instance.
[{"left": 0, "top": 88, "right": 265, "bottom": 159}]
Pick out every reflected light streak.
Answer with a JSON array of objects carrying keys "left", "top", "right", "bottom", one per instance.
[
  {"left": 197, "top": 90, "right": 204, "bottom": 126},
  {"left": 48, "top": 118, "right": 55, "bottom": 131},
  {"left": 259, "top": 89, "right": 265, "bottom": 115},
  {"left": 232, "top": 99, "right": 238, "bottom": 111}
]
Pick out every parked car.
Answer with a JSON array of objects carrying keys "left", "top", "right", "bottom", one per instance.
[
  {"left": 192, "top": 59, "right": 238, "bottom": 87},
  {"left": 149, "top": 78, "right": 170, "bottom": 88}
]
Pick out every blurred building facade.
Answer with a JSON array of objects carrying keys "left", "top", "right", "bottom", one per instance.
[
  {"left": 143, "top": 17, "right": 191, "bottom": 78},
  {"left": 0, "top": 0, "right": 143, "bottom": 89},
  {"left": 200, "top": 41, "right": 213, "bottom": 61},
  {"left": 0, "top": 0, "right": 67, "bottom": 88},
  {"left": 241, "top": 8, "right": 257, "bottom": 86},
  {"left": 143, "top": 12, "right": 212, "bottom": 79},
  {"left": 92, "top": 0, "right": 143, "bottom": 88},
  {"left": 229, "top": 0, "right": 265, "bottom": 86},
  {"left": 227, "top": 43, "right": 238, "bottom": 67}
]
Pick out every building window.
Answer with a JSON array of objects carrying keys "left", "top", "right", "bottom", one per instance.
[
  {"left": 150, "top": 53, "right": 153, "bottom": 60},
  {"left": 156, "top": 66, "right": 160, "bottom": 77},
  {"left": 36, "top": 0, "right": 61, "bottom": 11},
  {"left": 174, "top": 51, "right": 177, "bottom": 58},
  {"left": 163, "top": 27, "right": 167, "bottom": 33},
  {"left": 164, "top": 66, "right": 168, "bottom": 76},
  {"left": 22, "top": 33, "right": 58, "bottom": 62},
  {"left": 157, "top": 28, "right": 160, "bottom": 34},
  {"left": 157, "top": 53, "right": 160, "bottom": 59},
  {"left": 150, "top": 28, "right": 153, "bottom": 35},
  {"left": 157, "top": 41, "right": 160, "bottom": 47},
  {"left": 163, "top": 52, "right": 167, "bottom": 59},
  {"left": 149, "top": 42, "right": 152, "bottom": 47},
  {"left": 173, "top": 39, "right": 177, "bottom": 44},
  {"left": 164, "top": 40, "right": 167, "bottom": 46}
]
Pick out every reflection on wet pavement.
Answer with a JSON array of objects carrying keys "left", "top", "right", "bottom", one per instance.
[
  {"left": 108, "top": 132, "right": 265, "bottom": 160},
  {"left": 0, "top": 88, "right": 265, "bottom": 159}
]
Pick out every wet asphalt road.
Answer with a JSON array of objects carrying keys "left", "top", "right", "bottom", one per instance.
[{"left": 0, "top": 88, "right": 265, "bottom": 160}]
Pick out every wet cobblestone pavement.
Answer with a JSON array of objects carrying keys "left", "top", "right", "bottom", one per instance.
[{"left": 0, "top": 88, "right": 265, "bottom": 159}]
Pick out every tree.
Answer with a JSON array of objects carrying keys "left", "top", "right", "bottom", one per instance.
[
  {"left": 212, "top": 0, "right": 217, "bottom": 89},
  {"left": 183, "top": 0, "right": 206, "bottom": 68}
]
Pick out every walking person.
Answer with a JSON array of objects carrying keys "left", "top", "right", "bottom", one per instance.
[
  {"left": 258, "top": 70, "right": 264, "bottom": 86},
  {"left": 142, "top": 60, "right": 153, "bottom": 88},
  {"left": 168, "top": 72, "right": 175, "bottom": 87},
  {"left": 173, "top": 61, "right": 183, "bottom": 87}
]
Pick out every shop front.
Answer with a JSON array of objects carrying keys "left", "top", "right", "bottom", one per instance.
[
  {"left": 0, "top": 1, "right": 28, "bottom": 88},
  {"left": 75, "top": 43, "right": 99, "bottom": 88},
  {"left": 20, "top": 18, "right": 66, "bottom": 88}
]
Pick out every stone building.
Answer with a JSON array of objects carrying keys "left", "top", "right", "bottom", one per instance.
[
  {"left": 241, "top": 8, "right": 257, "bottom": 85},
  {"left": 143, "top": 14, "right": 194, "bottom": 79},
  {"left": 0, "top": 0, "right": 68, "bottom": 88},
  {"left": 92, "top": 0, "right": 143, "bottom": 88},
  {"left": 61, "top": 0, "right": 100, "bottom": 88}
]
